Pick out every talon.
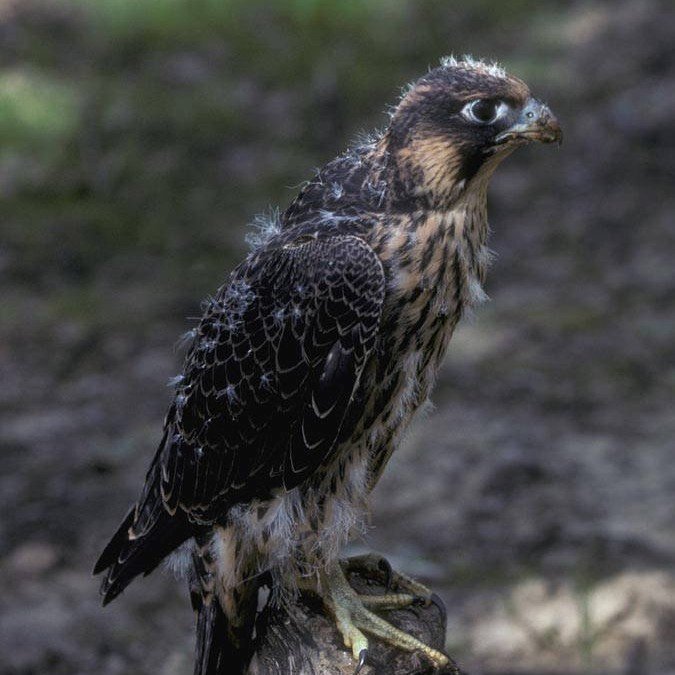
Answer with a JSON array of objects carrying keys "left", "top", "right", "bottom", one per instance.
[
  {"left": 323, "top": 562, "right": 450, "bottom": 671},
  {"left": 411, "top": 594, "right": 427, "bottom": 607},
  {"left": 443, "top": 656, "right": 461, "bottom": 674},
  {"left": 354, "top": 648, "right": 368, "bottom": 674},
  {"left": 429, "top": 592, "right": 447, "bottom": 626},
  {"left": 377, "top": 557, "right": 394, "bottom": 591}
]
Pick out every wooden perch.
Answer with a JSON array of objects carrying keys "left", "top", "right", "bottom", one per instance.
[{"left": 248, "top": 554, "right": 466, "bottom": 675}]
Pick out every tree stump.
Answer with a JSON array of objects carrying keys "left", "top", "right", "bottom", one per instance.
[{"left": 248, "top": 555, "right": 466, "bottom": 675}]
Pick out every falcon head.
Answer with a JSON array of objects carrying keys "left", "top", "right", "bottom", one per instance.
[{"left": 386, "top": 56, "right": 562, "bottom": 206}]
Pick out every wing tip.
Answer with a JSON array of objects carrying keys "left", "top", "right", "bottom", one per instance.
[
  {"left": 93, "top": 506, "right": 137, "bottom": 577},
  {"left": 100, "top": 585, "right": 120, "bottom": 607}
]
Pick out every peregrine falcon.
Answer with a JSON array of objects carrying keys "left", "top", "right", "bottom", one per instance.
[{"left": 95, "top": 57, "right": 561, "bottom": 673}]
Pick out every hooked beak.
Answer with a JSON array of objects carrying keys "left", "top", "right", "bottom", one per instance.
[{"left": 494, "top": 98, "right": 563, "bottom": 146}]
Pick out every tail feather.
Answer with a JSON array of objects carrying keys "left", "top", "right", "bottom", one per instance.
[
  {"left": 194, "top": 598, "right": 253, "bottom": 675},
  {"left": 191, "top": 539, "right": 267, "bottom": 675},
  {"left": 95, "top": 507, "right": 192, "bottom": 605}
]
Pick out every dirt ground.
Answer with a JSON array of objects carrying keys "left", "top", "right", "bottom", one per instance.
[{"left": 1, "top": 1, "right": 674, "bottom": 674}]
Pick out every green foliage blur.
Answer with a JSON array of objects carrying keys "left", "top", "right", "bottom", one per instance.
[{"left": 1, "top": 0, "right": 564, "bottom": 314}]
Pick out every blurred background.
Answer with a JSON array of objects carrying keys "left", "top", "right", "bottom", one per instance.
[{"left": 1, "top": 0, "right": 673, "bottom": 673}]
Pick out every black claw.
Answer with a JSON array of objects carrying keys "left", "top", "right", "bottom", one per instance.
[
  {"left": 354, "top": 648, "right": 368, "bottom": 674},
  {"left": 411, "top": 594, "right": 427, "bottom": 607},
  {"left": 377, "top": 557, "right": 394, "bottom": 591},
  {"left": 444, "top": 657, "right": 461, "bottom": 674},
  {"left": 429, "top": 592, "right": 447, "bottom": 626},
  {"left": 421, "top": 651, "right": 460, "bottom": 675}
]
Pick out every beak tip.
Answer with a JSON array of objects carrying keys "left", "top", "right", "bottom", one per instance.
[{"left": 539, "top": 106, "right": 562, "bottom": 146}]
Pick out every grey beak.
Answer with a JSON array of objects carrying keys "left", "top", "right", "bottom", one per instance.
[{"left": 495, "top": 98, "right": 563, "bottom": 146}]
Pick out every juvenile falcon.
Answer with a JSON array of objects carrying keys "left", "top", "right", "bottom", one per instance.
[{"left": 95, "top": 56, "right": 561, "bottom": 673}]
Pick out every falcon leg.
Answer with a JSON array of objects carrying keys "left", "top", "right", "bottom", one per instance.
[{"left": 321, "top": 561, "right": 451, "bottom": 670}]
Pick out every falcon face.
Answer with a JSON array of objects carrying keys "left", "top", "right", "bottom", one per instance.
[{"left": 387, "top": 57, "right": 562, "bottom": 203}]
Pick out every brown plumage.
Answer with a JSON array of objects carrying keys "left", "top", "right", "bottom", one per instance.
[{"left": 95, "top": 56, "right": 561, "bottom": 673}]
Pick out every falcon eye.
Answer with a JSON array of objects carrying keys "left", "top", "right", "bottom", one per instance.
[{"left": 462, "top": 99, "right": 505, "bottom": 125}]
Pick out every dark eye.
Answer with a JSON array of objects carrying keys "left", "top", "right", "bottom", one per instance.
[{"left": 462, "top": 99, "right": 505, "bottom": 124}]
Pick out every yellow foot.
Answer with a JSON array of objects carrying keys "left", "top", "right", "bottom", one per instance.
[{"left": 321, "top": 560, "right": 453, "bottom": 673}]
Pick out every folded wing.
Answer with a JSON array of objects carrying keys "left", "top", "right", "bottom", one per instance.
[{"left": 95, "top": 234, "right": 385, "bottom": 603}]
